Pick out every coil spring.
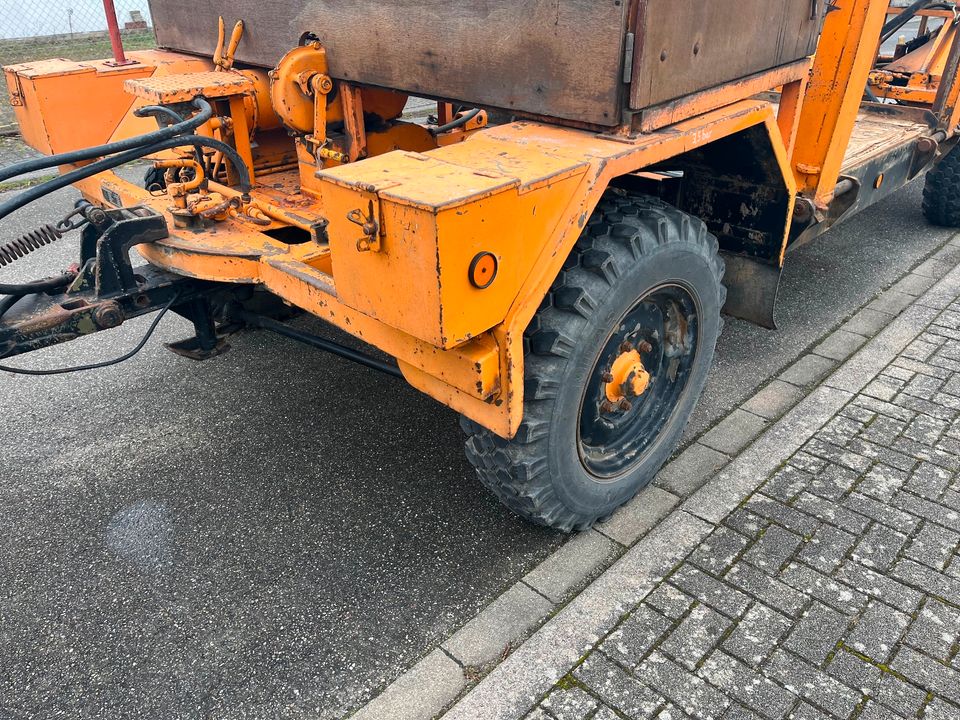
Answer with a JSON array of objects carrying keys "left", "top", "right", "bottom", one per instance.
[{"left": 0, "top": 224, "right": 64, "bottom": 268}]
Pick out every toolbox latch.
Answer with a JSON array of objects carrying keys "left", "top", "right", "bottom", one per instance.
[{"left": 345, "top": 187, "right": 383, "bottom": 253}]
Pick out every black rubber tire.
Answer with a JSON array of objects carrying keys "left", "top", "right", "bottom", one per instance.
[
  {"left": 143, "top": 165, "right": 166, "bottom": 191},
  {"left": 461, "top": 191, "right": 725, "bottom": 532},
  {"left": 923, "top": 147, "right": 960, "bottom": 227}
]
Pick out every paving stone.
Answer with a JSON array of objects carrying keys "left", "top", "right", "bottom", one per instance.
[
  {"left": 851, "top": 523, "right": 909, "bottom": 572},
  {"left": 351, "top": 648, "right": 464, "bottom": 720},
  {"left": 724, "top": 509, "right": 769, "bottom": 539},
  {"left": 855, "top": 395, "right": 916, "bottom": 423},
  {"left": 845, "top": 438, "right": 918, "bottom": 473},
  {"left": 699, "top": 650, "right": 796, "bottom": 720},
  {"left": 656, "top": 443, "right": 730, "bottom": 497},
  {"left": 818, "top": 415, "right": 866, "bottom": 446},
  {"left": 700, "top": 410, "right": 770, "bottom": 456},
  {"left": 655, "top": 704, "right": 693, "bottom": 720},
  {"left": 826, "top": 649, "right": 881, "bottom": 695},
  {"left": 720, "top": 704, "right": 763, "bottom": 720},
  {"left": 442, "top": 582, "right": 554, "bottom": 667},
  {"left": 660, "top": 604, "right": 731, "bottom": 671},
  {"left": 842, "top": 493, "right": 921, "bottom": 534},
  {"left": 923, "top": 698, "right": 960, "bottom": 720},
  {"left": 869, "top": 290, "right": 916, "bottom": 316},
  {"left": 895, "top": 392, "right": 957, "bottom": 421},
  {"left": 804, "top": 438, "right": 873, "bottom": 473},
  {"left": 637, "top": 651, "right": 731, "bottom": 720},
  {"left": 857, "top": 700, "right": 905, "bottom": 720},
  {"left": 575, "top": 653, "right": 665, "bottom": 720},
  {"left": 525, "top": 708, "right": 553, "bottom": 720},
  {"left": 815, "top": 329, "right": 870, "bottom": 362},
  {"left": 864, "top": 374, "right": 904, "bottom": 403},
  {"left": 836, "top": 561, "right": 924, "bottom": 615},
  {"left": 591, "top": 707, "right": 623, "bottom": 720},
  {"left": 784, "top": 601, "right": 849, "bottom": 664},
  {"left": 905, "top": 598, "right": 960, "bottom": 663},
  {"left": 670, "top": 565, "right": 752, "bottom": 620},
  {"left": 780, "top": 562, "right": 867, "bottom": 615},
  {"left": 844, "top": 308, "right": 896, "bottom": 338},
  {"left": 524, "top": 529, "right": 620, "bottom": 603},
  {"left": 601, "top": 604, "right": 672, "bottom": 670},
  {"left": 540, "top": 685, "right": 599, "bottom": 720},
  {"left": 892, "top": 558, "right": 960, "bottom": 604},
  {"left": 857, "top": 465, "right": 911, "bottom": 503},
  {"left": 806, "top": 463, "right": 860, "bottom": 502},
  {"left": 796, "top": 524, "right": 858, "bottom": 574},
  {"left": 742, "top": 524, "right": 803, "bottom": 573},
  {"left": 904, "top": 372, "right": 947, "bottom": 401},
  {"left": 722, "top": 602, "right": 792, "bottom": 668},
  {"left": 890, "top": 646, "right": 960, "bottom": 705},
  {"left": 904, "top": 418, "right": 948, "bottom": 449},
  {"left": 764, "top": 649, "right": 862, "bottom": 718},
  {"left": 597, "top": 486, "right": 680, "bottom": 547},
  {"left": 786, "top": 702, "right": 832, "bottom": 720},
  {"left": 874, "top": 672, "right": 928, "bottom": 718},
  {"left": 846, "top": 600, "right": 911, "bottom": 664},
  {"left": 742, "top": 380, "right": 808, "bottom": 421},
  {"left": 780, "top": 354, "right": 838, "bottom": 388},
  {"left": 793, "top": 492, "right": 870, "bottom": 534},
  {"left": 788, "top": 451, "right": 830, "bottom": 475},
  {"left": 647, "top": 583, "right": 696, "bottom": 620},
  {"left": 688, "top": 526, "right": 751, "bottom": 576},
  {"left": 893, "top": 273, "right": 937, "bottom": 298},
  {"left": 726, "top": 561, "right": 808, "bottom": 618},
  {"left": 905, "top": 522, "right": 960, "bottom": 571},
  {"left": 743, "top": 495, "right": 819, "bottom": 537},
  {"left": 860, "top": 414, "right": 909, "bottom": 446},
  {"left": 762, "top": 465, "right": 814, "bottom": 504},
  {"left": 892, "top": 492, "right": 960, "bottom": 532}
]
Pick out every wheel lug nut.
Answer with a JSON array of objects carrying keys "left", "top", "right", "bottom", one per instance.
[
  {"left": 600, "top": 400, "right": 617, "bottom": 413},
  {"left": 601, "top": 372, "right": 614, "bottom": 383},
  {"left": 619, "top": 341, "right": 633, "bottom": 353},
  {"left": 618, "top": 399, "right": 633, "bottom": 411},
  {"left": 639, "top": 341, "right": 652, "bottom": 353}
]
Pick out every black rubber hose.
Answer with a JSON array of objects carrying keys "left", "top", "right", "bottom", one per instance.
[
  {"left": 0, "top": 134, "right": 251, "bottom": 223},
  {"left": 0, "top": 293, "right": 22, "bottom": 319},
  {"left": 138, "top": 105, "right": 207, "bottom": 170},
  {"left": 429, "top": 108, "right": 482, "bottom": 136},
  {"left": 0, "top": 273, "right": 75, "bottom": 297},
  {"left": 881, "top": 0, "right": 940, "bottom": 43},
  {"left": 0, "top": 98, "right": 213, "bottom": 184}
]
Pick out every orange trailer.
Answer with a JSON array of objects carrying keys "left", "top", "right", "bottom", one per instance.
[{"left": 1, "top": 0, "right": 958, "bottom": 531}]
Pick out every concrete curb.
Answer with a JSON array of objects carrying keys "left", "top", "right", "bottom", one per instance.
[{"left": 346, "top": 233, "right": 960, "bottom": 720}]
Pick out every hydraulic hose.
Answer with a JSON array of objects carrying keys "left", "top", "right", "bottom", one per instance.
[
  {"left": 429, "top": 108, "right": 482, "bottom": 136},
  {"left": 881, "top": 0, "right": 953, "bottom": 44},
  {"left": 0, "top": 98, "right": 213, "bottom": 184},
  {"left": 0, "top": 134, "right": 251, "bottom": 223},
  {"left": 0, "top": 273, "right": 76, "bottom": 297}
]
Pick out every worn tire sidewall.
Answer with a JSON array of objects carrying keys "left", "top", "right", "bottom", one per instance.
[{"left": 545, "top": 245, "right": 720, "bottom": 516}]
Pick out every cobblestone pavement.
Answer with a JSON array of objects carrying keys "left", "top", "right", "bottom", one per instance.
[{"left": 516, "top": 293, "right": 960, "bottom": 718}]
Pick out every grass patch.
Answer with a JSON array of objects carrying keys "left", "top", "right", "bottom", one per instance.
[
  {"left": 0, "top": 30, "right": 156, "bottom": 66},
  {"left": 0, "top": 174, "right": 57, "bottom": 193}
]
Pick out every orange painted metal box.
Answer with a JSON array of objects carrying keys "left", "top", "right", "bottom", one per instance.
[{"left": 317, "top": 149, "right": 586, "bottom": 349}]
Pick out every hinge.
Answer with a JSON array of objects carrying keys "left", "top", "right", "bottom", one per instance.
[{"left": 623, "top": 32, "right": 635, "bottom": 84}]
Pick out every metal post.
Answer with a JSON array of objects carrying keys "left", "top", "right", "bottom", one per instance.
[{"left": 102, "top": 0, "right": 132, "bottom": 66}]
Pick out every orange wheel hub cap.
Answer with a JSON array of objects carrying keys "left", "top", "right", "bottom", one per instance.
[{"left": 604, "top": 349, "right": 651, "bottom": 403}]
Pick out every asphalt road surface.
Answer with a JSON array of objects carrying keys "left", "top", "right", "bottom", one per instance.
[{"left": 0, "top": 177, "right": 955, "bottom": 720}]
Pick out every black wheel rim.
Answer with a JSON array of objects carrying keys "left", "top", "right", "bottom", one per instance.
[{"left": 577, "top": 283, "right": 700, "bottom": 480}]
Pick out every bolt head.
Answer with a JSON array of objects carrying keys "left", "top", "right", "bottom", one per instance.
[{"left": 93, "top": 302, "right": 123, "bottom": 329}]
